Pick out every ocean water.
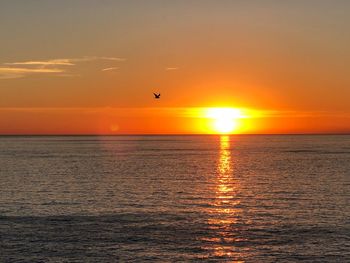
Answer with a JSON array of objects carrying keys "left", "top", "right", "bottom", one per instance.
[{"left": 0, "top": 135, "right": 349, "bottom": 262}]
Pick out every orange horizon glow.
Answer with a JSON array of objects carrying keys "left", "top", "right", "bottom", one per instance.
[{"left": 0, "top": 106, "right": 350, "bottom": 135}]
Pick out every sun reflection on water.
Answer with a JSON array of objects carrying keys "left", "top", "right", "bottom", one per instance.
[{"left": 202, "top": 135, "right": 245, "bottom": 261}]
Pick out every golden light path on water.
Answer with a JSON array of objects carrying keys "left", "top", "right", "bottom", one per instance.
[{"left": 202, "top": 136, "right": 246, "bottom": 261}]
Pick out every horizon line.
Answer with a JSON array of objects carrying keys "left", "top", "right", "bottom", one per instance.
[{"left": 0, "top": 133, "right": 350, "bottom": 136}]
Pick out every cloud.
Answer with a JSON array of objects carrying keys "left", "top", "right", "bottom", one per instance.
[
  {"left": 165, "top": 67, "right": 179, "bottom": 71},
  {"left": 102, "top": 67, "right": 119, "bottom": 72},
  {"left": 92, "top": 56, "right": 125, "bottom": 62},
  {"left": 1, "top": 107, "right": 350, "bottom": 120},
  {"left": 6, "top": 56, "right": 125, "bottom": 67},
  {"left": 0, "top": 67, "right": 65, "bottom": 79},
  {"left": 55, "top": 73, "right": 81, "bottom": 78},
  {"left": 0, "top": 73, "right": 24, "bottom": 80},
  {"left": 5, "top": 59, "right": 75, "bottom": 66},
  {"left": 0, "top": 56, "right": 125, "bottom": 79},
  {"left": 0, "top": 67, "right": 64, "bottom": 73},
  {"left": 59, "top": 56, "right": 125, "bottom": 64}
]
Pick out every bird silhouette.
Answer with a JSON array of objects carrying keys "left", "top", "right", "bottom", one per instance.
[{"left": 153, "top": 93, "right": 161, "bottom": 99}]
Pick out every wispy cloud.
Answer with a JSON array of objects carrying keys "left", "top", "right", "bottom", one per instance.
[
  {"left": 0, "top": 73, "right": 24, "bottom": 80},
  {"left": 0, "top": 56, "right": 125, "bottom": 79},
  {"left": 102, "top": 67, "right": 119, "bottom": 72},
  {"left": 165, "top": 67, "right": 179, "bottom": 71},
  {"left": 55, "top": 73, "right": 81, "bottom": 78},
  {"left": 6, "top": 56, "right": 125, "bottom": 67},
  {"left": 0, "top": 67, "right": 65, "bottom": 79},
  {"left": 5, "top": 59, "right": 75, "bottom": 66},
  {"left": 61, "top": 56, "right": 125, "bottom": 64},
  {"left": 92, "top": 56, "right": 125, "bottom": 62},
  {"left": 1, "top": 107, "right": 349, "bottom": 119},
  {"left": 0, "top": 67, "right": 64, "bottom": 73}
]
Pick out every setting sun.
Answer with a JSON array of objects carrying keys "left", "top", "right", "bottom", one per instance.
[{"left": 205, "top": 108, "right": 245, "bottom": 134}]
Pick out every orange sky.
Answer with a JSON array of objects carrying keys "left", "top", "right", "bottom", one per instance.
[{"left": 0, "top": 1, "right": 349, "bottom": 134}]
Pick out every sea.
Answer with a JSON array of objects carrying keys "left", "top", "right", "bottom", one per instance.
[{"left": 0, "top": 135, "right": 349, "bottom": 262}]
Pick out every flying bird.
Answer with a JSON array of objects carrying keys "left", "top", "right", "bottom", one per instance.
[{"left": 153, "top": 93, "right": 161, "bottom": 99}]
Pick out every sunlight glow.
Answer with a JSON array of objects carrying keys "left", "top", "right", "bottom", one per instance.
[
  {"left": 205, "top": 108, "right": 246, "bottom": 134},
  {"left": 201, "top": 135, "right": 245, "bottom": 259}
]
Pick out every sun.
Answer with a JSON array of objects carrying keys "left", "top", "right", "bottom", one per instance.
[
  {"left": 205, "top": 108, "right": 244, "bottom": 134},
  {"left": 213, "top": 117, "right": 237, "bottom": 133}
]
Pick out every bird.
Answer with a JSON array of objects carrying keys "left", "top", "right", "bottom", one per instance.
[{"left": 153, "top": 93, "right": 161, "bottom": 99}]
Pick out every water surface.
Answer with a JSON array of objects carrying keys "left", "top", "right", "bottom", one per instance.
[{"left": 0, "top": 135, "right": 349, "bottom": 262}]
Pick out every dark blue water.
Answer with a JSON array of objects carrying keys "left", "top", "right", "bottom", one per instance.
[{"left": 0, "top": 135, "right": 349, "bottom": 262}]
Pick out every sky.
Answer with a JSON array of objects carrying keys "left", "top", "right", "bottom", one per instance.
[{"left": 0, "top": 0, "right": 349, "bottom": 134}]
